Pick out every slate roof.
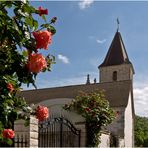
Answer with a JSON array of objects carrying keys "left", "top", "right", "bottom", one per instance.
[
  {"left": 99, "top": 31, "right": 131, "bottom": 67},
  {"left": 19, "top": 80, "right": 132, "bottom": 108}
]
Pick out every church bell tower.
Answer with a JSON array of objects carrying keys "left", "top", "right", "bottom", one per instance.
[{"left": 98, "top": 31, "right": 134, "bottom": 83}]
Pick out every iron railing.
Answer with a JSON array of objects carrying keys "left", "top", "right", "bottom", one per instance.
[{"left": 39, "top": 117, "right": 81, "bottom": 147}]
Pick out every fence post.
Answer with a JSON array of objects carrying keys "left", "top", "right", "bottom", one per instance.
[{"left": 14, "top": 116, "right": 38, "bottom": 147}]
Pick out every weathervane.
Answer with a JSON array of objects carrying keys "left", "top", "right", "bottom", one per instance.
[{"left": 117, "top": 18, "right": 120, "bottom": 31}]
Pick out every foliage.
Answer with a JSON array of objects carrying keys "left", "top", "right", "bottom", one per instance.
[
  {"left": 64, "top": 90, "right": 115, "bottom": 147},
  {"left": 0, "top": 1, "right": 56, "bottom": 145},
  {"left": 135, "top": 115, "right": 148, "bottom": 147}
]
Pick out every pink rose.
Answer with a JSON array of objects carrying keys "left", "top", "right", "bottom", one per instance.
[
  {"left": 6, "top": 83, "right": 14, "bottom": 92},
  {"left": 36, "top": 105, "right": 49, "bottom": 121},
  {"left": 38, "top": 6, "right": 48, "bottom": 16},
  {"left": 2, "top": 129, "right": 15, "bottom": 139},
  {"left": 33, "top": 30, "right": 52, "bottom": 50},
  {"left": 27, "top": 53, "right": 47, "bottom": 73}
]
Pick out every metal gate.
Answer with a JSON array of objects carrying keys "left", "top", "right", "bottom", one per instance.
[{"left": 39, "top": 117, "right": 81, "bottom": 147}]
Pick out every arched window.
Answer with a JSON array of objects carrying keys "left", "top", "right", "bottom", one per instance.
[{"left": 113, "top": 71, "right": 117, "bottom": 81}]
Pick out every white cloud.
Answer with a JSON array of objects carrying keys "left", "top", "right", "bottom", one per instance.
[
  {"left": 96, "top": 39, "right": 106, "bottom": 44},
  {"left": 78, "top": 0, "right": 94, "bottom": 10},
  {"left": 88, "top": 36, "right": 106, "bottom": 44},
  {"left": 134, "top": 86, "right": 148, "bottom": 117},
  {"left": 57, "top": 54, "right": 69, "bottom": 64}
]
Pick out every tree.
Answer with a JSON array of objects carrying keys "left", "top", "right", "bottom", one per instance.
[
  {"left": 64, "top": 90, "right": 115, "bottom": 147},
  {"left": 135, "top": 115, "right": 148, "bottom": 147},
  {"left": 0, "top": 1, "right": 56, "bottom": 145}
]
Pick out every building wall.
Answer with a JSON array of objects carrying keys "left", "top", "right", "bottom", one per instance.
[
  {"left": 118, "top": 138, "right": 125, "bottom": 147},
  {"left": 99, "top": 64, "right": 133, "bottom": 83},
  {"left": 124, "top": 92, "right": 133, "bottom": 147},
  {"left": 37, "top": 98, "right": 86, "bottom": 147},
  {"left": 106, "top": 107, "right": 125, "bottom": 138},
  {"left": 99, "top": 132, "right": 110, "bottom": 147}
]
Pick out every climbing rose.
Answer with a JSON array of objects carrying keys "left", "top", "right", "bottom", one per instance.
[
  {"left": 116, "top": 111, "right": 120, "bottom": 118},
  {"left": 6, "top": 83, "right": 14, "bottom": 92},
  {"left": 33, "top": 31, "right": 52, "bottom": 50},
  {"left": 2, "top": 129, "right": 15, "bottom": 139},
  {"left": 36, "top": 105, "right": 49, "bottom": 121},
  {"left": 27, "top": 53, "right": 47, "bottom": 73},
  {"left": 38, "top": 6, "right": 48, "bottom": 16},
  {"left": 85, "top": 107, "right": 91, "bottom": 112}
]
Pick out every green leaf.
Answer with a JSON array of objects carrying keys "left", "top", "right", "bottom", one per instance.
[
  {"left": 32, "top": 20, "right": 38, "bottom": 31},
  {"left": 47, "top": 25, "right": 56, "bottom": 35},
  {"left": 22, "top": 50, "right": 28, "bottom": 57},
  {"left": 6, "top": 139, "right": 13, "bottom": 145},
  {"left": 42, "top": 15, "right": 47, "bottom": 22}
]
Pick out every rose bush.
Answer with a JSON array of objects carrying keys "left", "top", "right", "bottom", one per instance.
[
  {"left": 0, "top": 1, "right": 56, "bottom": 145},
  {"left": 64, "top": 91, "right": 115, "bottom": 147}
]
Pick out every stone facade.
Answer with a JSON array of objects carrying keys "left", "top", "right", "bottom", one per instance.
[
  {"left": 14, "top": 116, "right": 38, "bottom": 147},
  {"left": 106, "top": 107, "right": 125, "bottom": 137},
  {"left": 19, "top": 31, "right": 135, "bottom": 147},
  {"left": 99, "top": 64, "right": 133, "bottom": 83}
]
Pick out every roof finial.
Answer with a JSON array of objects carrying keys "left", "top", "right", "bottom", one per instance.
[
  {"left": 86, "top": 74, "right": 90, "bottom": 84},
  {"left": 94, "top": 78, "right": 96, "bottom": 84},
  {"left": 117, "top": 18, "right": 120, "bottom": 32}
]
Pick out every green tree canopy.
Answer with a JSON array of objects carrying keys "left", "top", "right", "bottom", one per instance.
[{"left": 135, "top": 115, "right": 148, "bottom": 147}]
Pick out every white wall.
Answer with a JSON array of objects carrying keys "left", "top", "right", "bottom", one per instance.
[
  {"left": 99, "top": 132, "right": 110, "bottom": 147},
  {"left": 36, "top": 98, "right": 85, "bottom": 123},
  {"left": 124, "top": 92, "right": 133, "bottom": 147},
  {"left": 37, "top": 98, "right": 86, "bottom": 147}
]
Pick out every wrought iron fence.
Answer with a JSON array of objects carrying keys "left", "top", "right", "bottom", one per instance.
[
  {"left": 39, "top": 117, "right": 81, "bottom": 147},
  {"left": 0, "top": 134, "right": 28, "bottom": 147},
  {"left": 14, "top": 134, "right": 28, "bottom": 147}
]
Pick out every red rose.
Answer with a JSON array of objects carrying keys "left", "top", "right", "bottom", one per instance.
[
  {"left": 27, "top": 53, "right": 47, "bottom": 73},
  {"left": 116, "top": 111, "right": 120, "bottom": 118},
  {"left": 33, "top": 30, "right": 52, "bottom": 50},
  {"left": 36, "top": 105, "right": 49, "bottom": 121},
  {"left": 92, "top": 112, "right": 96, "bottom": 116},
  {"left": 2, "top": 129, "right": 15, "bottom": 139},
  {"left": 85, "top": 107, "right": 91, "bottom": 112},
  {"left": 6, "top": 83, "right": 14, "bottom": 92},
  {"left": 38, "top": 6, "right": 48, "bottom": 16}
]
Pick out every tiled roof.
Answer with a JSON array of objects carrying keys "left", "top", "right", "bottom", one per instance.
[
  {"left": 19, "top": 80, "right": 132, "bottom": 107},
  {"left": 99, "top": 31, "right": 131, "bottom": 67}
]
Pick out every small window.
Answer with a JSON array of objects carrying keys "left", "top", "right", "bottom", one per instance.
[{"left": 113, "top": 71, "right": 117, "bottom": 81}]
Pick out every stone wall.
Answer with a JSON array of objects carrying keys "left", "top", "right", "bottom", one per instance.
[
  {"left": 106, "top": 107, "right": 125, "bottom": 137},
  {"left": 14, "top": 116, "right": 38, "bottom": 147},
  {"left": 99, "top": 64, "right": 133, "bottom": 83}
]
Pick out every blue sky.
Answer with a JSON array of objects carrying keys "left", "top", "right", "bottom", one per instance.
[{"left": 23, "top": 1, "right": 148, "bottom": 117}]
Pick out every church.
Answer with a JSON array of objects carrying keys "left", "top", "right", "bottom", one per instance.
[{"left": 20, "top": 30, "right": 135, "bottom": 147}]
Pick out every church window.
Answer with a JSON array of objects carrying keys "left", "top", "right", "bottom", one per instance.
[{"left": 113, "top": 71, "right": 117, "bottom": 81}]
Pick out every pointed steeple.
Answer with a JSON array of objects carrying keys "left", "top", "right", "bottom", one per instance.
[{"left": 99, "top": 31, "right": 131, "bottom": 67}]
